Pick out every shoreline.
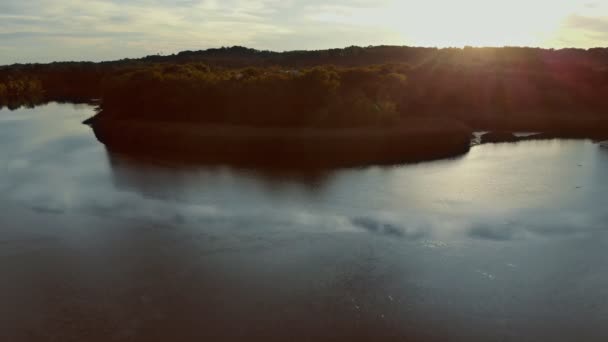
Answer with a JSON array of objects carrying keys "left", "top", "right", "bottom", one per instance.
[
  {"left": 88, "top": 116, "right": 473, "bottom": 167},
  {"left": 86, "top": 114, "right": 608, "bottom": 167}
]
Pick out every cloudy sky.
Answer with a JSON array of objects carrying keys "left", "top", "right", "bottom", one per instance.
[{"left": 1, "top": 0, "right": 607, "bottom": 64}]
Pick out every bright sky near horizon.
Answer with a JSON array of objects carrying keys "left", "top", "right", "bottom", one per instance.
[{"left": 1, "top": 0, "right": 607, "bottom": 64}]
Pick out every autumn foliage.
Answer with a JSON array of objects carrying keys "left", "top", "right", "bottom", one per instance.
[{"left": 2, "top": 46, "right": 608, "bottom": 132}]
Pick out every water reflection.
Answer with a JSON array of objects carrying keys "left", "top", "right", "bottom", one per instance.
[
  {"left": 106, "top": 152, "right": 336, "bottom": 197},
  {"left": 2, "top": 103, "right": 608, "bottom": 341},
  {"left": 2, "top": 103, "right": 608, "bottom": 242}
]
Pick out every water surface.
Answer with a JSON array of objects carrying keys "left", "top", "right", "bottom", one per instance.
[{"left": 1, "top": 103, "right": 608, "bottom": 341}]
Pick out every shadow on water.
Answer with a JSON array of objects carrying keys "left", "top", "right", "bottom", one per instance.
[
  {"left": 105, "top": 150, "right": 340, "bottom": 195},
  {"left": 102, "top": 141, "right": 473, "bottom": 204}
]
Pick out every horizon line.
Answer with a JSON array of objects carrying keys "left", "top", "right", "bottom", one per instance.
[{"left": 2, "top": 44, "right": 607, "bottom": 67}]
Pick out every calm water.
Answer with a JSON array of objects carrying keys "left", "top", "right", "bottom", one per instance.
[{"left": 1, "top": 103, "right": 608, "bottom": 341}]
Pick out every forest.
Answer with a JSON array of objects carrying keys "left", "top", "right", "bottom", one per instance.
[{"left": 2, "top": 45, "right": 608, "bottom": 133}]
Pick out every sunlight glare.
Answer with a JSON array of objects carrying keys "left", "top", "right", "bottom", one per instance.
[
  {"left": 387, "top": 0, "right": 577, "bottom": 46},
  {"left": 390, "top": 0, "right": 576, "bottom": 47},
  {"left": 313, "top": 0, "right": 580, "bottom": 47}
]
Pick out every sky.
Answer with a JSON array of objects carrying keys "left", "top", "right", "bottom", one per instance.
[{"left": 0, "top": 0, "right": 607, "bottom": 65}]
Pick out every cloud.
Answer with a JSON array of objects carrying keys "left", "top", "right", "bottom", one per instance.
[
  {"left": 0, "top": 0, "right": 305, "bottom": 63},
  {"left": 0, "top": 31, "right": 145, "bottom": 40},
  {"left": 0, "top": 0, "right": 409, "bottom": 64},
  {"left": 566, "top": 15, "right": 608, "bottom": 37},
  {"left": 0, "top": 1, "right": 607, "bottom": 64}
]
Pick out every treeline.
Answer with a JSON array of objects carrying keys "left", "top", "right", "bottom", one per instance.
[
  {"left": 0, "top": 62, "right": 116, "bottom": 109},
  {"left": 404, "top": 56, "right": 608, "bottom": 131},
  {"left": 139, "top": 45, "right": 608, "bottom": 69},
  {"left": 101, "top": 64, "right": 409, "bottom": 127},
  {"left": 2, "top": 45, "right": 608, "bottom": 132},
  {"left": 98, "top": 51, "right": 608, "bottom": 130},
  {"left": 0, "top": 77, "right": 44, "bottom": 109}
]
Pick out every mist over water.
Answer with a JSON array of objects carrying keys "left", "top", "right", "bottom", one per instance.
[{"left": 1, "top": 103, "right": 608, "bottom": 341}]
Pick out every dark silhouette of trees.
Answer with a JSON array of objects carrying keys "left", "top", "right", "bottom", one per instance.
[
  {"left": 0, "top": 76, "right": 44, "bottom": 109},
  {"left": 98, "top": 64, "right": 409, "bottom": 127},
  {"left": 0, "top": 45, "right": 607, "bottom": 135}
]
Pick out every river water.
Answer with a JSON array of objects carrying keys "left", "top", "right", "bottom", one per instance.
[{"left": 1, "top": 103, "right": 607, "bottom": 341}]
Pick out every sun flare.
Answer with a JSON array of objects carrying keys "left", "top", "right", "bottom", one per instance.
[
  {"left": 393, "top": 0, "right": 582, "bottom": 47},
  {"left": 322, "top": 0, "right": 581, "bottom": 47},
  {"left": 397, "top": 0, "right": 571, "bottom": 47}
]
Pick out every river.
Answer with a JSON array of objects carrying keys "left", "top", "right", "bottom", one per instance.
[{"left": 1, "top": 103, "right": 607, "bottom": 341}]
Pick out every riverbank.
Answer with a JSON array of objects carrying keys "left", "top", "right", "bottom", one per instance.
[
  {"left": 88, "top": 116, "right": 473, "bottom": 167},
  {"left": 478, "top": 122, "right": 608, "bottom": 145},
  {"left": 87, "top": 114, "right": 608, "bottom": 167}
]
